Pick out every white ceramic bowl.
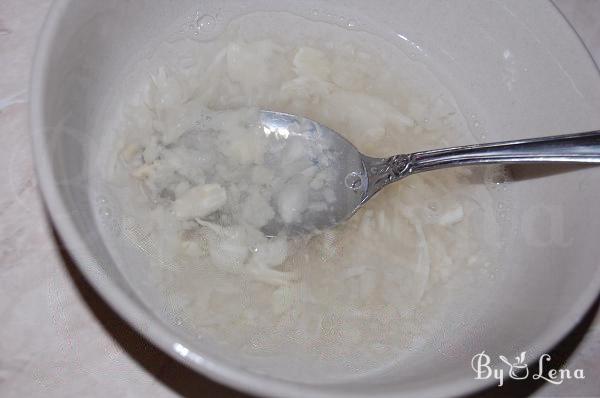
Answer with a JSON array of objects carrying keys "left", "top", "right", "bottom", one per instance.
[{"left": 31, "top": 1, "right": 600, "bottom": 397}]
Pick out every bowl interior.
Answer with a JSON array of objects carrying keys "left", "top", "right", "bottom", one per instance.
[{"left": 32, "top": 0, "right": 600, "bottom": 396}]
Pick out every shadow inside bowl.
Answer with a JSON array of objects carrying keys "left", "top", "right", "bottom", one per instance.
[{"left": 50, "top": 224, "right": 252, "bottom": 398}]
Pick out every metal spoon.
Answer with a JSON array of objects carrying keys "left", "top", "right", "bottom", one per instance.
[{"left": 259, "top": 110, "right": 600, "bottom": 236}]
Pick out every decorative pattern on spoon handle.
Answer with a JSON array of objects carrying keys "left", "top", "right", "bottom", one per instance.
[{"left": 362, "top": 154, "right": 413, "bottom": 201}]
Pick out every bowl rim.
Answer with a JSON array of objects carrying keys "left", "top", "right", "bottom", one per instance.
[{"left": 30, "top": 1, "right": 600, "bottom": 397}]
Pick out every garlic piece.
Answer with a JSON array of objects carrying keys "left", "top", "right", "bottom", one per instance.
[{"left": 174, "top": 184, "right": 227, "bottom": 219}]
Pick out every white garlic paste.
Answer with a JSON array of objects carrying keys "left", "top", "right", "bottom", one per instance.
[{"left": 104, "top": 11, "right": 501, "bottom": 380}]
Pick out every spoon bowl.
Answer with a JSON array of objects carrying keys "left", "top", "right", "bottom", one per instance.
[{"left": 259, "top": 111, "right": 366, "bottom": 236}]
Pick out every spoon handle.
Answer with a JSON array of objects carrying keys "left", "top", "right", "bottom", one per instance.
[
  {"left": 364, "top": 130, "right": 600, "bottom": 197},
  {"left": 408, "top": 130, "right": 600, "bottom": 173}
]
